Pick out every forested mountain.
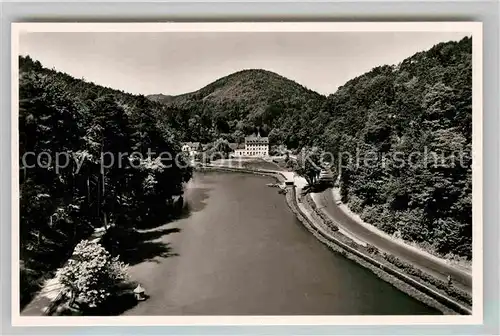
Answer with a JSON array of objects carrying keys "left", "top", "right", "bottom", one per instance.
[
  {"left": 313, "top": 37, "right": 473, "bottom": 259},
  {"left": 18, "top": 35, "right": 473, "bottom": 308},
  {"left": 147, "top": 69, "right": 326, "bottom": 148},
  {"left": 19, "top": 56, "right": 192, "bottom": 307},
  {"left": 150, "top": 37, "right": 473, "bottom": 259}
]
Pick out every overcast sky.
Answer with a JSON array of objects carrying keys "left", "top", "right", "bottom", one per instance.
[{"left": 19, "top": 32, "right": 469, "bottom": 96}]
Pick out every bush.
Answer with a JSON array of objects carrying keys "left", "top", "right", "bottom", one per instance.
[
  {"left": 394, "top": 209, "right": 429, "bottom": 242},
  {"left": 360, "top": 205, "right": 382, "bottom": 224},
  {"left": 381, "top": 253, "right": 472, "bottom": 306},
  {"left": 360, "top": 205, "right": 397, "bottom": 234},
  {"left": 348, "top": 196, "right": 364, "bottom": 213},
  {"left": 346, "top": 240, "right": 360, "bottom": 249},
  {"left": 366, "top": 244, "right": 379, "bottom": 255},
  {"left": 306, "top": 196, "right": 339, "bottom": 231},
  {"left": 57, "top": 240, "right": 129, "bottom": 308}
]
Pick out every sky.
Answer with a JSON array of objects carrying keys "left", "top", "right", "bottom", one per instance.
[{"left": 19, "top": 31, "right": 470, "bottom": 96}]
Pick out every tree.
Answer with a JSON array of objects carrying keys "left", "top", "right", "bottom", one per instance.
[
  {"left": 268, "top": 128, "right": 284, "bottom": 145},
  {"left": 294, "top": 147, "right": 322, "bottom": 186},
  {"left": 233, "top": 129, "right": 245, "bottom": 144},
  {"left": 213, "top": 138, "right": 232, "bottom": 159},
  {"left": 19, "top": 56, "right": 192, "bottom": 306},
  {"left": 57, "top": 240, "right": 128, "bottom": 308},
  {"left": 313, "top": 37, "right": 472, "bottom": 259}
]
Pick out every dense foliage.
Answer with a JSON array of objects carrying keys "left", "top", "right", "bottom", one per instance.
[
  {"left": 57, "top": 240, "right": 128, "bottom": 307},
  {"left": 381, "top": 253, "right": 472, "bottom": 306},
  {"left": 314, "top": 37, "right": 473, "bottom": 259},
  {"left": 148, "top": 69, "right": 326, "bottom": 148},
  {"left": 293, "top": 147, "right": 323, "bottom": 186},
  {"left": 19, "top": 36, "right": 473, "bottom": 308},
  {"left": 150, "top": 37, "right": 473, "bottom": 259},
  {"left": 19, "top": 56, "right": 192, "bottom": 307}
]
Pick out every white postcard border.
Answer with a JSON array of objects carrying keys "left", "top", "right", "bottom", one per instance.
[{"left": 11, "top": 21, "right": 483, "bottom": 327}]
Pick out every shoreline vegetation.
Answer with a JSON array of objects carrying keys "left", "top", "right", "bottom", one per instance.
[
  {"left": 24, "top": 163, "right": 471, "bottom": 316},
  {"left": 19, "top": 55, "right": 193, "bottom": 310},
  {"left": 204, "top": 157, "right": 471, "bottom": 280},
  {"left": 19, "top": 36, "right": 473, "bottom": 315},
  {"left": 151, "top": 37, "right": 473, "bottom": 263},
  {"left": 332, "top": 188, "right": 472, "bottom": 273},
  {"left": 305, "top": 194, "right": 472, "bottom": 307},
  {"left": 200, "top": 164, "right": 471, "bottom": 315}
]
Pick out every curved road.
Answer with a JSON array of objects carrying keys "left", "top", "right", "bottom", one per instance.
[{"left": 314, "top": 189, "right": 472, "bottom": 293}]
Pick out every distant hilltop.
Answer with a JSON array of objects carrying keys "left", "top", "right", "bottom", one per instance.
[{"left": 147, "top": 69, "right": 326, "bottom": 147}]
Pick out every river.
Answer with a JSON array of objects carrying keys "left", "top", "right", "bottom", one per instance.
[{"left": 124, "top": 171, "right": 439, "bottom": 315}]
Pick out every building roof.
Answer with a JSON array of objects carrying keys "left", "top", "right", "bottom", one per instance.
[
  {"left": 229, "top": 143, "right": 246, "bottom": 150},
  {"left": 182, "top": 142, "right": 200, "bottom": 148},
  {"left": 244, "top": 130, "right": 269, "bottom": 142},
  {"left": 245, "top": 135, "right": 269, "bottom": 141}
]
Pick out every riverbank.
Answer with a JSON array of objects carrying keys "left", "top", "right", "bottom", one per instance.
[
  {"left": 124, "top": 172, "right": 437, "bottom": 315},
  {"left": 301, "top": 193, "right": 471, "bottom": 314},
  {"left": 313, "top": 189, "right": 472, "bottom": 294},
  {"left": 287, "top": 191, "right": 459, "bottom": 315},
  {"left": 331, "top": 188, "right": 472, "bottom": 272},
  {"left": 24, "top": 164, "right": 469, "bottom": 316},
  {"left": 21, "top": 226, "right": 109, "bottom": 316},
  {"left": 201, "top": 164, "right": 471, "bottom": 315}
]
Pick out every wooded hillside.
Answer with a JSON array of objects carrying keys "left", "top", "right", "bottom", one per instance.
[
  {"left": 148, "top": 69, "right": 326, "bottom": 148},
  {"left": 19, "top": 56, "right": 192, "bottom": 307},
  {"left": 314, "top": 37, "right": 473, "bottom": 259},
  {"left": 18, "top": 36, "right": 473, "bottom": 308},
  {"left": 150, "top": 37, "right": 473, "bottom": 259}
]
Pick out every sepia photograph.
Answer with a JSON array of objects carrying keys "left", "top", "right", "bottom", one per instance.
[{"left": 12, "top": 22, "right": 482, "bottom": 325}]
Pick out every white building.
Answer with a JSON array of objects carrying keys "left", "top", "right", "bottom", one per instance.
[
  {"left": 233, "top": 133, "right": 269, "bottom": 157},
  {"left": 182, "top": 142, "right": 200, "bottom": 153},
  {"left": 181, "top": 142, "right": 200, "bottom": 163}
]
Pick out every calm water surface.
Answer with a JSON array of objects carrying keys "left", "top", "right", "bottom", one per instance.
[{"left": 125, "top": 172, "right": 440, "bottom": 315}]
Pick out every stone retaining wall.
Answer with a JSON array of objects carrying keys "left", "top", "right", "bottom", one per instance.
[{"left": 202, "top": 165, "right": 472, "bottom": 315}]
